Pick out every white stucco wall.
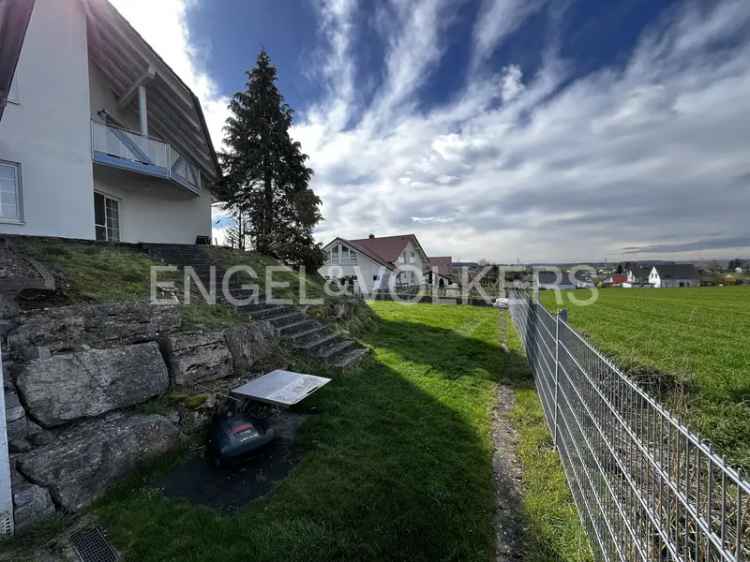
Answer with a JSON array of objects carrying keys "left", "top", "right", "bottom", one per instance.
[
  {"left": 0, "top": 0, "right": 94, "bottom": 239},
  {"left": 94, "top": 167, "right": 212, "bottom": 244},
  {"left": 89, "top": 64, "right": 212, "bottom": 244},
  {"left": 318, "top": 252, "right": 391, "bottom": 293},
  {"left": 0, "top": 1, "right": 214, "bottom": 244}
]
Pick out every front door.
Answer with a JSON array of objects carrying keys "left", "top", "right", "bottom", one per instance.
[{"left": 94, "top": 192, "right": 120, "bottom": 242}]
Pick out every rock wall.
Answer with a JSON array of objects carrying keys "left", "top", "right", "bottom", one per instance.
[
  {"left": 16, "top": 343, "right": 169, "bottom": 427},
  {"left": 1, "top": 301, "right": 277, "bottom": 532},
  {"left": 8, "top": 302, "right": 180, "bottom": 360}
]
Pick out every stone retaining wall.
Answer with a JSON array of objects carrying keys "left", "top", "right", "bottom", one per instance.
[{"left": 0, "top": 301, "right": 276, "bottom": 531}]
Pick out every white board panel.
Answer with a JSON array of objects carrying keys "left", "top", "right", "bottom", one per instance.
[{"left": 231, "top": 370, "right": 332, "bottom": 408}]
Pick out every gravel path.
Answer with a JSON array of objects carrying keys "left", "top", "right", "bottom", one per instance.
[{"left": 493, "top": 383, "right": 526, "bottom": 561}]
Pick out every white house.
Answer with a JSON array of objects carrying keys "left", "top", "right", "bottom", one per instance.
[
  {"left": 648, "top": 264, "right": 699, "bottom": 288},
  {"left": 625, "top": 266, "right": 652, "bottom": 288},
  {"left": 319, "top": 234, "right": 431, "bottom": 294},
  {"left": 0, "top": 0, "right": 219, "bottom": 244}
]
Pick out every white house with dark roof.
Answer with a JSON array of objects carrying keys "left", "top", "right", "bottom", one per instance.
[
  {"left": 648, "top": 264, "right": 699, "bottom": 288},
  {"left": 319, "top": 234, "right": 432, "bottom": 293},
  {"left": 0, "top": 0, "right": 219, "bottom": 244}
]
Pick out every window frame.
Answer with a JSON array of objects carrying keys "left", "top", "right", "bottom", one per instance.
[
  {"left": 94, "top": 190, "right": 121, "bottom": 242},
  {"left": 0, "top": 160, "right": 24, "bottom": 224}
]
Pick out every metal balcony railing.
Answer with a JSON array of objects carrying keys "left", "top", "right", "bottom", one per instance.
[{"left": 91, "top": 121, "right": 201, "bottom": 195}]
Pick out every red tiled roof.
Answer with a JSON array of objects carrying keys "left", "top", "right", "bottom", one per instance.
[{"left": 347, "top": 234, "right": 421, "bottom": 265}]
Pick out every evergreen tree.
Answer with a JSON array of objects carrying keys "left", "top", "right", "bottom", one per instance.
[{"left": 218, "top": 50, "right": 324, "bottom": 268}]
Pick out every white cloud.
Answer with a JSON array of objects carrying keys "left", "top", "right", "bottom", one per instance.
[
  {"left": 113, "top": 0, "right": 750, "bottom": 261},
  {"left": 500, "top": 65, "right": 524, "bottom": 103},
  {"left": 295, "top": 0, "right": 750, "bottom": 262},
  {"left": 471, "top": 0, "right": 547, "bottom": 71}
]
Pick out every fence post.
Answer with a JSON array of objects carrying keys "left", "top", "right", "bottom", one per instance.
[
  {"left": 553, "top": 308, "right": 567, "bottom": 449},
  {"left": 0, "top": 338, "right": 14, "bottom": 536}
]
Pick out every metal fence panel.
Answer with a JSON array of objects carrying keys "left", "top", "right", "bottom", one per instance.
[{"left": 508, "top": 291, "right": 749, "bottom": 562}]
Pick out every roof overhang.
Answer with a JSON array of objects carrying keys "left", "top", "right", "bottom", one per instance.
[
  {"left": 0, "top": 0, "right": 35, "bottom": 122},
  {"left": 81, "top": 0, "right": 220, "bottom": 186},
  {"left": 323, "top": 237, "right": 395, "bottom": 270}
]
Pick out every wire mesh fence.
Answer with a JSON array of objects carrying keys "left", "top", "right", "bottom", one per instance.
[{"left": 508, "top": 290, "right": 749, "bottom": 562}]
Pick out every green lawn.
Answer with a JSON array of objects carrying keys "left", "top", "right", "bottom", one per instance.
[
  {"left": 540, "top": 286, "right": 750, "bottom": 470},
  {"left": 87, "top": 302, "right": 588, "bottom": 561}
]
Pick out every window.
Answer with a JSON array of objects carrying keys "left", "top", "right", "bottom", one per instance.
[
  {"left": 0, "top": 161, "right": 22, "bottom": 222},
  {"left": 94, "top": 192, "right": 120, "bottom": 241}
]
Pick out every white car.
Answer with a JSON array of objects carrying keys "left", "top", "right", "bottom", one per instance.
[{"left": 493, "top": 297, "right": 509, "bottom": 309}]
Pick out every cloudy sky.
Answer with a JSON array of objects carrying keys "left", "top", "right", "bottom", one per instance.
[{"left": 111, "top": 0, "right": 750, "bottom": 263}]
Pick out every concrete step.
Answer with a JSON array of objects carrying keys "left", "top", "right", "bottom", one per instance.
[
  {"left": 318, "top": 339, "right": 356, "bottom": 360},
  {"left": 333, "top": 348, "right": 369, "bottom": 369},
  {"left": 288, "top": 324, "right": 328, "bottom": 343},
  {"left": 224, "top": 288, "right": 256, "bottom": 299},
  {"left": 296, "top": 333, "right": 338, "bottom": 352},
  {"left": 268, "top": 312, "right": 306, "bottom": 328},
  {"left": 278, "top": 319, "right": 321, "bottom": 337},
  {"left": 248, "top": 305, "right": 293, "bottom": 320}
]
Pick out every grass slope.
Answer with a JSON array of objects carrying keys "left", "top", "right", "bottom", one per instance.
[
  {"left": 541, "top": 287, "right": 750, "bottom": 470},
  {"left": 90, "top": 302, "right": 587, "bottom": 561}
]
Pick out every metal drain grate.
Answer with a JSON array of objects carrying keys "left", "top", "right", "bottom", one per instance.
[
  {"left": 70, "top": 526, "right": 119, "bottom": 562},
  {"left": 0, "top": 511, "right": 13, "bottom": 537}
]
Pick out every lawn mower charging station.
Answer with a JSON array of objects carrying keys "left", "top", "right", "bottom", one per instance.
[{"left": 208, "top": 370, "right": 331, "bottom": 467}]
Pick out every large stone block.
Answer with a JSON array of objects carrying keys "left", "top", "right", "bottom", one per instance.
[
  {"left": 16, "top": 342, "right": 169, "bottom": 427},
  {"left": 16, "top": 413, "right": 179, "bottom": 512},
  {"left": 8, "top": 302, "right": 180, "bottom": 359},
  {"left": 162, "top": 331, "right": 233, "bottom": 386},
  {"left": 224, "top": 322, "right": 274, "bottom": 374}
]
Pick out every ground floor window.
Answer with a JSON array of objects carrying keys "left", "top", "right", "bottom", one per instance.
[
  {"left": 94, "top": 192, "right": 120, "bottom": 241},
  {"left": 0, "top": 161, "right": 22, "bottom": 222}
]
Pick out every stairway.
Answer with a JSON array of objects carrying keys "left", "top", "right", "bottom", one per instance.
[
  {"left": 143, "top": 243, "right": 254, "bottom": 305},
  {"left": 143, "top": 244, "right": 369, "bottom": 369}
]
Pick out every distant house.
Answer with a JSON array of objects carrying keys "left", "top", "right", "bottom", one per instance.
[
  {"left": 319, "top": 234, "right": 430, "bottom": 293},
  {"left": 649, "top": 264, "right": 699, "bottom": 288},
  {"left": 604, "top": 273, "right": 628, "bottom": 287},
  {"left": 426, "top": 256, "right": 454, "bottom": 288},
  {"left": 626, "top": 266, "right": 652, "bottom": 287},
  {"left": 536, "top": 270, "right": 576, "bottom": 290}
]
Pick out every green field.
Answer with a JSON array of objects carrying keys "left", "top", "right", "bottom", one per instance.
[{"left": 540, "top": 286, "right": 750, "bottom": 470}]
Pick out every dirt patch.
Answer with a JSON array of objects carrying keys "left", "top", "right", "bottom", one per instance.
[
  {"left": 492, "top": 384, "right": 526, "bottom": 561},
  {"left": 153, "top": 411, "right": 308, "bottom": 511}
]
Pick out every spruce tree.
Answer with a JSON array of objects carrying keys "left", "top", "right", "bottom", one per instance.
[{"left": 219, "top": 50, "right": 324, "bottom": 268}]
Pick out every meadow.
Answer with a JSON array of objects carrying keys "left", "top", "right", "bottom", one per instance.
[{"left": 540, "top": 286, "right": 750, "bottom": 470}]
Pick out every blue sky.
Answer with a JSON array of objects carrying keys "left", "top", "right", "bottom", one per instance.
[{"left": 112, "top": 0, "right": 750, "bottom": 263}]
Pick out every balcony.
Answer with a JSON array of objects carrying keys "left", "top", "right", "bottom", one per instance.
[{"left": 91, "top": 121, "right": 201, "bottom": 195}]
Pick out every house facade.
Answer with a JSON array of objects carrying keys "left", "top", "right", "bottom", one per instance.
[
  {"left": 0, "top": 0, "right": 218, "bottom": 245},
  {"left": 625, "top": 266, "right": 652, "bottom": 287},
  {"left": 648, "top": 264, "right": 699, "bottom": 288},
  {"left": 319, "top": 234, "right": 431, "bottom": 294}
]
